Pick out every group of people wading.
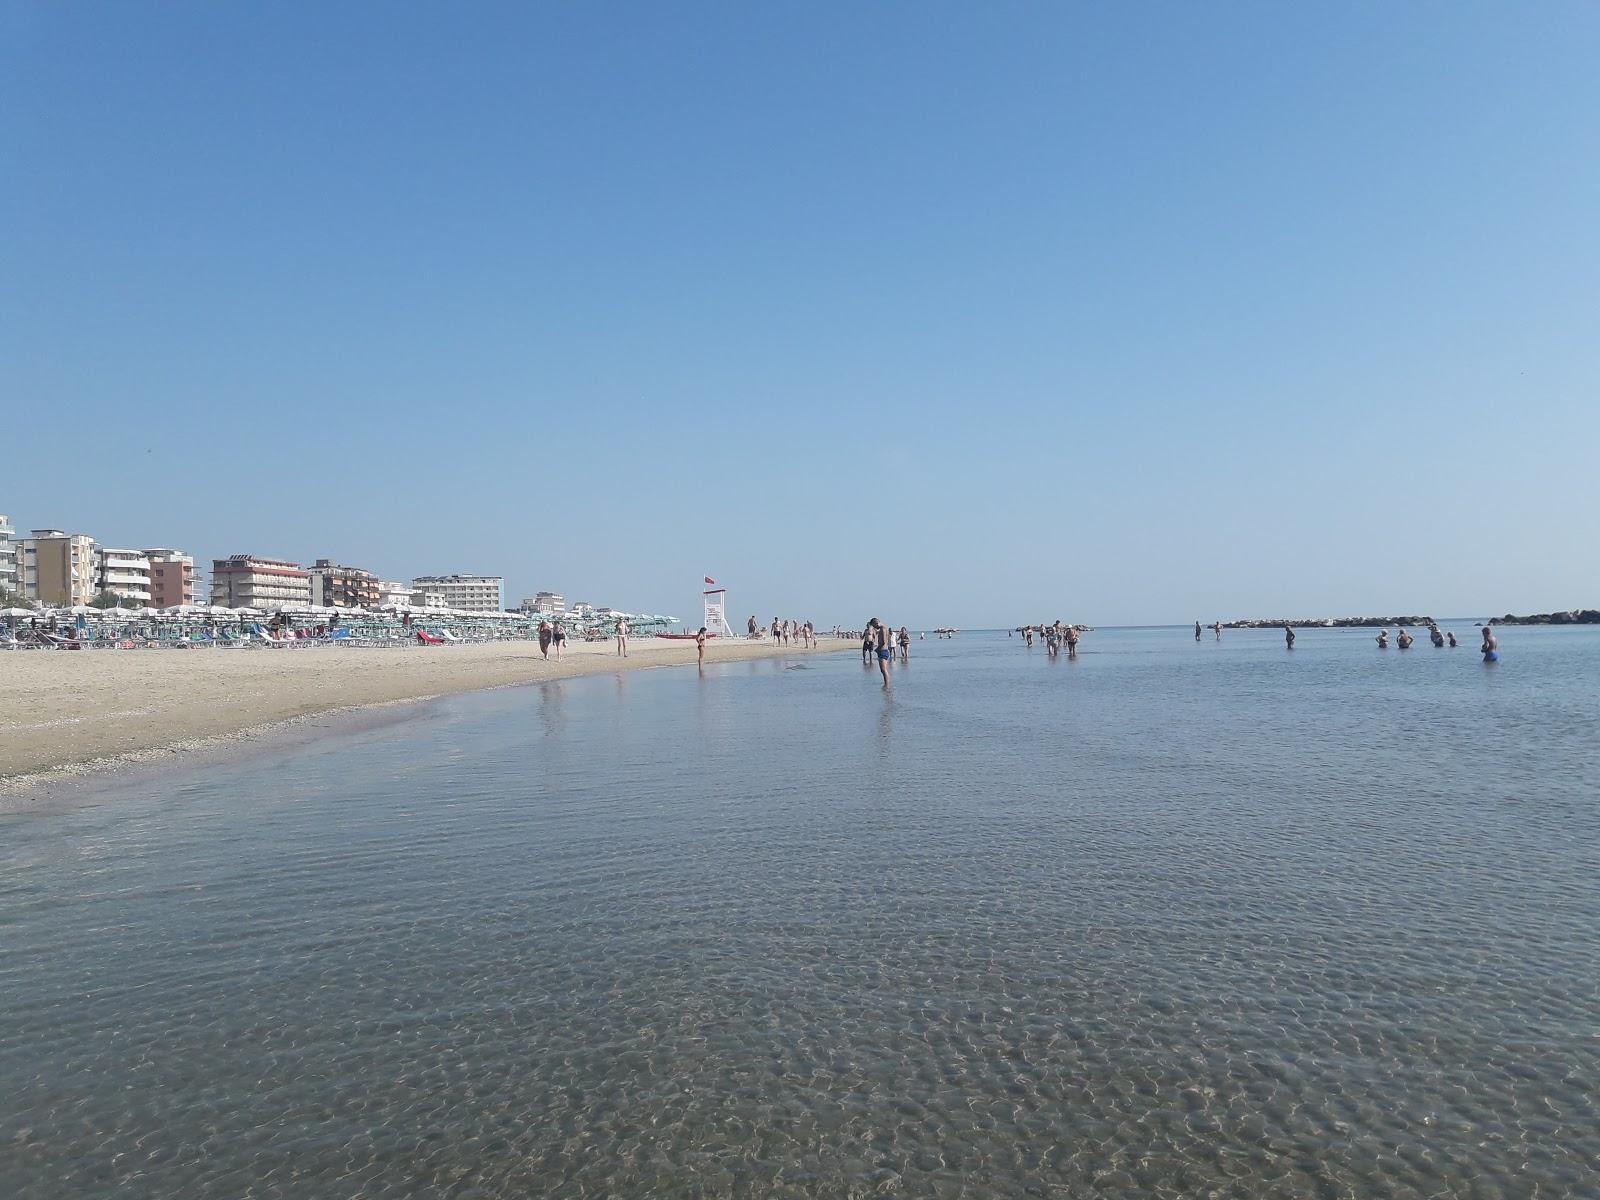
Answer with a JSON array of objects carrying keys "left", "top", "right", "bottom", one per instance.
[
  {"left": 1015, "top": 621, "right": 1081, "bottom": 658},
  {"left": 1203, "top": 618, "right": 1501, "bottom": 661}
]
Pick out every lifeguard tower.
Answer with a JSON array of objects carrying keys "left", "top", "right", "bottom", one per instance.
[{"left": 702, "top": 578, "right": 735, "bottom": 638}]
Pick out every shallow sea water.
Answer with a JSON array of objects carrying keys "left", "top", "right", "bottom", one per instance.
[{"left": 2, "top": 625, "right": 1597, "bottom": 1198}]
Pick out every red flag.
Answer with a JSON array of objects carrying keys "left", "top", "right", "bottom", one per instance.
[{"left": 704, "top": 576, "right": 716, "bottom": 585}]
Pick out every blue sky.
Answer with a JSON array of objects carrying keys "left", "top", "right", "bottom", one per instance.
[{"left": 4, "top": 3, "right": 1597, "bottom": 626}]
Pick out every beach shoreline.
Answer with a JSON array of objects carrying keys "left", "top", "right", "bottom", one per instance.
[{"left": 0, "top": 636, "right": 852, "bottom": 798}]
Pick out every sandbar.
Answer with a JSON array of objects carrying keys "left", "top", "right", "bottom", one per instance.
[{"left": 0, "top": 635, "right": 850, "bottom": 793}]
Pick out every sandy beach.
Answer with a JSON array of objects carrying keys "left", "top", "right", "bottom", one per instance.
[{"left": 0, "top": 635, "right": 850, "bottom": 792}]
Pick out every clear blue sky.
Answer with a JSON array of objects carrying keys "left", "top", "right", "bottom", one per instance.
[{"left": 4, "top": 3, "right": 1597, "bottom": 626}]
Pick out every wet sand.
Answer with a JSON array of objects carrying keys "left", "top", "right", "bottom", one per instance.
[{"left": 0, "top": 635, "right": 848, "bottom": 793}]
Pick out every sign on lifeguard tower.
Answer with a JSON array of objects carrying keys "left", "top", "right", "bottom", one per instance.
[{"left": 702, "top": 576, "right": 735, "bottom": 638}]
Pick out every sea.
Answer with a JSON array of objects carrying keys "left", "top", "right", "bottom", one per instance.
[{"left": 2, "top": 625, "right": 1596, "bottom": 1199}]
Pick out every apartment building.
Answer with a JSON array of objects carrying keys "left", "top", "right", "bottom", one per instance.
[
  {"left": 0, "top": 514, "right": 16, "bottom": 595},
  {"left": 96, "top": 548, "right": 153, "bottom": 607},
  {"left": 522, "top": 591, "right": 565, "bottom": 615},
  {"left": 410, "top": 574, "right": 504, "bottom": 613},
  {"left": 306, "top": 559, "right": 380, "bottom": 608},
  {"left": 144, "top": 549, "right": 200, "bottom": 608},
  {"left": 18, "top": 530, "right": 98, "bottom": 607},
  {"left": 210, "top": 555, "right": 312, "bottom": 609},
  {"left": 375, "top": 580, "right": 414, "bottom": 607}
]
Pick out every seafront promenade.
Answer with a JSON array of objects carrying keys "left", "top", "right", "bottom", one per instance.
[{"left": 0, "top": 636, "right": 849, "bottom": 793}]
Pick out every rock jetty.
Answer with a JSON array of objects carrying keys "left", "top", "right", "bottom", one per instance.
[
  {"left": 1488, "top": 609, "right": 1600, "bottom": 625},
  {"left": 1222, "top": 616, "right": 1434, "bottom": 630}
]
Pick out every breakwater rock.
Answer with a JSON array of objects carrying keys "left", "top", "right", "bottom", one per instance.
[
  {"left": 1222, "top": 616, "right": 1434, "bottom": 630},
  {"left": 1489, "top": 609, "right": 1600, "bottom": 625}
]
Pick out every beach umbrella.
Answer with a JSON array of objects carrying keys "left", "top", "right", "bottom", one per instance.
[{"left": 0, "top": 607, "right": 34, "bottom": 618}]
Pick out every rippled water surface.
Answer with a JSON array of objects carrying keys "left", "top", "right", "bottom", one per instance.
[{"left": 3, "top": 626, "right": 1598, "bottom": 1198}]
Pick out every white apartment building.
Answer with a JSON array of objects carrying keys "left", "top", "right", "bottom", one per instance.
[
  {"left": 96, "top": 548, "right": 153, "bottom": 607},
  {"left": 0, "top": 514, "right": 16, "bottom": 594},
  {"left": 410, "top": 590, "right": 448, "bottom": 610},
  {"left": 525, "top": 591, "right": 565, "bottom": 615},
  {"left": 19, "top": 530, "right": 98, "bottom": 607},
  {"left": 410, "top": 574, "right": 503, "bottom": 613},
  {"left": 376, "top": 580, "right": 414, "bottom": 607}
]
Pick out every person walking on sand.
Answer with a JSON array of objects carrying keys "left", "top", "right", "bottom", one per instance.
[
  {"left": 615, "top": 616, "right": 629, "bottom": 657},
  {"left": 867, "top": 617, "right": 892, "bottom": 688},
  {"left": 552, "top": 620, "right": 566, "bottom": 661},
  {"left": 1284, "top": 624, "right": 1296, "bottom": 649},
  {"left": 1481, "top": 625, "right": 1498, "bottom": 661},
  {"left": 538, "top": 619, "right": 552, "bottom": 660},
  {"left": 748, "top": 615, "right": 757, "bottom": 638},
  {"left": 696, "top": 626, "right": 707, "bottom": 668}
]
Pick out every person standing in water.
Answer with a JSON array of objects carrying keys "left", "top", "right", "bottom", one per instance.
[
  {"left": 696, "top": 625, "right": 707, "bottom": 668},
  {"left": 866, "top": 617, "right": 892, "bottom": 688},
  {"left": 1195, "top": 621, "right": 1202, "bottom": 642},
  {"left": 1447, "top": 630, "right": 1458, "bottom": 648},
  {"left": 1284, "top": 624, "right": 1296, "bottom": 649},
  {"left": 1065, "top": 624, "right": 1079, "bottom": 658},
  {"left": 1481, "top": 626, "right": 1498, "bottom": 661},
  {"left": 1213, "top": 622, "right": 1222, "bottom": 640},
  {"left": 1377, "top": 630, "right": 1389, "bottom": 649},
  {"left": 897, "top": 625, "right": 910, "bottom": 662}
]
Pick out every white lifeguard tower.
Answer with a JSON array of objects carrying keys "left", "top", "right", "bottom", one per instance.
[{"left": 702, "top": 579, "right": 735, "bottom": 638}]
